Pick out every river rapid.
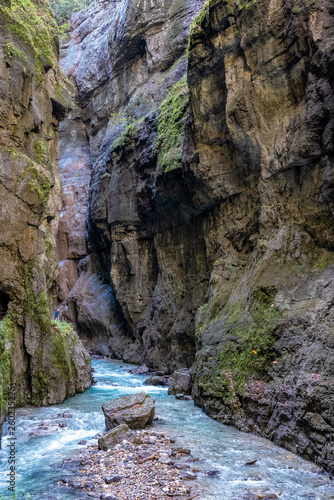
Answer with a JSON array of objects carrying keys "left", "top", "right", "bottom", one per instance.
[{"left": 0, "top": 358, "right": 333, "bottom": 499}]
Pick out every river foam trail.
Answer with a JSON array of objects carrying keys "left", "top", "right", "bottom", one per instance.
[{"left": 0, "top": 358, "right": 333, "bottom": 499}]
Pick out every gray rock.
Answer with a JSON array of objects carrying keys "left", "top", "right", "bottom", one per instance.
[
  {"left": 179, "top": 472, "right": 197, "bottom": 480},
  {"left": 100, "top": 495, "right": 121, "bottom": 500},
  {"left": 102, "top": 392, "right": 155, "bottom": 430},
  {"left": 98, "top": 424, "right": 130, "bottom": 451},
  {"left": 144, "top": 375, "right": 170, "bottom": 386},
  {"left": 168, "top": 369, "right": 192, "bottom": 396},
  {"left": 105, "top": 475, "right": 123, "bottom": 484}
]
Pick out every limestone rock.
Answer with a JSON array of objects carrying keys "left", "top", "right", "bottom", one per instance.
[
  {"left": 98, "top": 424, "right": 130, "bottom": 451},
  {"left": 102, "top": 393, "right": 155, "bottom": 430},
  {"left": 168, "top": 369, "right": 192, "bottom": 395}
]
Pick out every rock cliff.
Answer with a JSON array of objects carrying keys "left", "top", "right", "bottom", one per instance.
[
  {"left": 0, "top": 0, "right": 91, "bottom": 438},
  {"left": 57, "top": 0, "right": 334, "bottom": 471}
]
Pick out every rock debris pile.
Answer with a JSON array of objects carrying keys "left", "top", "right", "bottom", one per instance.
[{"left": 59, "top": 429, "right": 200, "bottom": 500}]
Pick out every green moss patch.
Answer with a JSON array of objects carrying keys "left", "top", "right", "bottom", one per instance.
[
  {"left": 110, "top": 122, "right": 140, "bottom": 156},
  {"left": 154, "top": 76, "right": 189, "bottom": 173},
  {"left": 0, "top": 0, "right": 58, "bottom": 85},
  {"left": 3, "top": 147, "right": 52, "bottom": 204},
  {"left": 0, "top": 315, "right": 14, "bottom": 416},
  {"left": 50, "top": 321, "right": 86, "bottom": 393},
  {"left": 21, "top": 262, "right": 51, "bottom": 335},
  {"left": 218, "top": 287, "right": 279, "bottom": 392}
]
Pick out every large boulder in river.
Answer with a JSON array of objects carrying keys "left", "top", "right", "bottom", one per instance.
[
  {"left": 168, "top": 369, "right": 192, "bottom": 396},
  {"left": 102, "top": 392, "right": 155, "bottom": 430},
  {"left": 98, "top": 424, "right": 130, "bottom": 451}
]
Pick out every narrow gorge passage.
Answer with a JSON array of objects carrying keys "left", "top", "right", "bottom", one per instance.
[{"left": 1, "top": 0, "right": 334, "bottom": 497}]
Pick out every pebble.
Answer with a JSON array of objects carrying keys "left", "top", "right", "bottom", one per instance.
[{"left": 105, "top": 476, "right": 123, "bottom": 484}]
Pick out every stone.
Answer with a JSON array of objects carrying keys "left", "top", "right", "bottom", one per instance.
[
  {"left": 98, "top": 424, "right": 130, "bottom": 451},
  {"left": 206, "top": 470, "right": 221, "bottom": 476},
  {"left": 179, "top": 472, "right": 197, "bottom": 480},
  {"left": 102, "top": 393, "right": 155, "bottom": 430},
  {"left": 144, "top": 375, "right": 170, "bottom": 386},
  {"left": 105, "top": 475, "right": 123, "bottom": 484},
  {"left": 175, "top": 447, "right": 191, "bottom": 455},
  {"left": 168, "top": 369, "right": 192, "bottom": 396},
  {"left": 130, "top": 364, "right": 150, "bottom": 375}
]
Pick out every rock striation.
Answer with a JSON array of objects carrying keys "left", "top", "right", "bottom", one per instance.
[
  {"left": 57, "top": 0, "right": 334, "bottom": 472},
  {"left": 0, "top": 0, "right": 91, "bottom": 438}
]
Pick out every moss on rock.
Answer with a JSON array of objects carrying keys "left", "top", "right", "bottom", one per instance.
[
  {"left": 0, "top": 0, "right": 59, "bottom": 85},
  {"left": 154, "top": 76, "right": 188, "bottom": 173},
  {"left": 0, "top": 315, "right": 14, "bottom": 417}
]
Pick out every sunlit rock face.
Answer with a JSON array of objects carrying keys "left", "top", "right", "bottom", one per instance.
[
  {"left": 58, "top": 0, "right": 334, "bottom": 471},
  {"left": 0, "top": 0, "right": 91, "bottom": 437}
]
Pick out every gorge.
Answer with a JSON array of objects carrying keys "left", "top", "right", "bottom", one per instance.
[{"left": 0, "top": 0, "right": 334, "bottom": 487}]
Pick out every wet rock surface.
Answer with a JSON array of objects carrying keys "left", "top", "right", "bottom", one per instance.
[{"left": 102, "top": 392, "right": 155, "bottom": 430}]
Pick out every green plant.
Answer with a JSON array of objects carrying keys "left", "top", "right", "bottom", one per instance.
[
  {"left": 21, "top": 261, "right": 51, "bottom": 335},
  {"left": 0, "top": 315, "right": 14, "bottom": 416},
  {"left": 4, "top": 39, "right": 26, "bottom": 61},
  {"left": 0, "top": 0, "right": 59, "bottom": 85},
  {"left": 154, "top": 75, "right": 189, "bottom": 173},
  {"left": 33, "top": 139, "right": 49, "bottom": 166},
  {"left": 50, "top": 0, "right": 96, "bottom": 25},
  {"left": 218, "top": 288, "right": 279, "bottom": 392}
]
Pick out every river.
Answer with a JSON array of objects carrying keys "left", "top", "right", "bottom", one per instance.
[{"left": 0, "top": 358, "right": 333, "bottom": 499}]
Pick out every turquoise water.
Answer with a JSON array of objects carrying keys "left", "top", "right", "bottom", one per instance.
[{"left": 0, "top": 358, "right": 334, "bottom": 499}]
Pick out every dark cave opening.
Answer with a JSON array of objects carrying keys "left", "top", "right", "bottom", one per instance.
[{"left": 0, "top": 291, "right": 10, "bottom": 320}]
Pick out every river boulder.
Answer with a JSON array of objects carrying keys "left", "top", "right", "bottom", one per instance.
[
  {"left": 98, "top": 423, "right": 130, "bottom": 451},
  {"left": 168, "top": 368, "right": 192, "bottom": 395},
  {"left": 102, "top": 392, "right": 155, "bottom": 430},
  {"left": 144, "top": 375, "right": 170, "bottom": 387}
]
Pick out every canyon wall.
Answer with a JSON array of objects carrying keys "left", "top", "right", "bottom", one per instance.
[
  {"left": 0, "top": 0, "right": 91, "bottom": 437},
  {"left": 58, "top": 0, "right": 334, "bottom": 471}
]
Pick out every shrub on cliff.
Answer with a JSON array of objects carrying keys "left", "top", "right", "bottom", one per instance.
[{"left": 50, "top": 0, "right": 96, "bottom": 24}]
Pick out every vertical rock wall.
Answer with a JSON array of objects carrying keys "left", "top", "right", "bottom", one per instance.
[
  {"left": 58, "top": 0, "right": 207, "bottom": 368},
  {"left": 57, "top": 0, "right": 334, "bottom": 471},
  {"left": 0, "top": 0, "right": 91, "bottom": 437},
  {"left": 187, "top": 0, "right": 334, "bottom": 473}
]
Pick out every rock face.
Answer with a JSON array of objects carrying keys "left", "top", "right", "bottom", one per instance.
[
  {"left": 168, "top": 369, "right": 192, "bottom": 396},
  {"left": 0, "top": 0, "right": 91, "bottom": 434},
  {"left": 98, "top": 423, "right": 130, "bottom": 451},
  {"left": 102, "top": 393, "right": 155, "bottom": 430},
  {"left": 56, "top": 0, "right": 334, "bottom": 472},
  {"left": 57, "top": 0, "right": 207, "bottom": 368},
  {"left": 187, "top": 0, "right": 334, "bottom": 473}
]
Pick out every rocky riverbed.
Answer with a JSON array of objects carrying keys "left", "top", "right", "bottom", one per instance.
[{"left": 58, "top": 428, "right": 200, "bottom": 500}]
